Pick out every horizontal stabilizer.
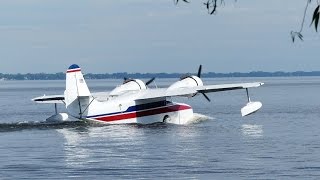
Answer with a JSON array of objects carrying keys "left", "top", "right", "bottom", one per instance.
[{"left": 32, "top": 95, "right": 65, "bottom": 104}]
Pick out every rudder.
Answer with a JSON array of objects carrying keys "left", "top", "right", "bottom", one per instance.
[{"left": 64, "top": 64, "right": 91, "bottom": 118}]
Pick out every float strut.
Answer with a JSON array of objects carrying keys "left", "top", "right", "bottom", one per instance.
[
  {"left": 246, "top": 88, "right": 251, "bottom": 102},
  {"left": 54, "top": 103, "right": 58, "bottom": 115}
]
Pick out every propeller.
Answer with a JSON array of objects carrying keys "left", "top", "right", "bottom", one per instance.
[
  {"left": 197, "top": 65, "right": 211, "bottom": 102},
  {"left": 123, "top": 77, "right": 132, "bottom": 84},
  {"left": 197, "top": 65, "right": 202, "bottom": 78},
  {"left": 201, "top": 92, "right": 211, "bottom": 102},
  {"left": 123, "top": 77, "right": 156, "bottom": 87},
  {"left": 179, "top": 65, "right": 211, "bottom": 101},
  {"left": 180, "top": 65, "right": 202, "bottom": 80},
  {"left": 145, "top": 77, "right": 156, "bottom": 86}
]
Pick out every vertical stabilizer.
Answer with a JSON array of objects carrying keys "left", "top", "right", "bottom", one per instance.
[{"left": 65, "top": 64, "right": 91, "bottom": 118}]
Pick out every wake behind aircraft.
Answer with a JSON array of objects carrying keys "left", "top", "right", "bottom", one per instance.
[{"left": 32, "top": 64, "right": 264, "bottom": 124}]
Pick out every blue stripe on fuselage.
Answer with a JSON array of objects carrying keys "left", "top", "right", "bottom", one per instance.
[{"left": 86, "top": 100, "right": 172, "bottom": 118}]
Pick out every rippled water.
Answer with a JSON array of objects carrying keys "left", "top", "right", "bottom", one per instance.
[{"left": 1, "top": 77, "right": 320, "bottom": 179}]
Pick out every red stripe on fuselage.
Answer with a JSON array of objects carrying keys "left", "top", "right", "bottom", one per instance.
[
  {"left": 67, "top": 69, "right": 81, "bottom": 73},
  {"left": 93, "top": 104, "right": 191, "bottom": 122}
]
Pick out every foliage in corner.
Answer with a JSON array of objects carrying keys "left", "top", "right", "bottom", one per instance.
[
  {"left": 174, "top": 0, "right": 226, "bottom": 15},
  {"left": 310, "top": 4, "right": 320, "bottom": 32},
  {"left": 173, "top": 0, "right": 319, "bottom": 42}
]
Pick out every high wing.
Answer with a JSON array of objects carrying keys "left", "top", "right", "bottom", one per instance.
[
  {"left": 135, "top": 82, "right": 264, "bottom": 101},
  {"left": 32, "top": 82, "right": 263, "bottom": 103}
]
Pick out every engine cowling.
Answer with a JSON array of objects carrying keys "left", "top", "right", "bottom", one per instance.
[
  {"left": 167, "top": 75, "right": 203, "bottom": 91},
  {"left": 110, "top": 79, "right": 147, "bottom": 96},
  {"left": 167, "top": 65, "right": 211, "bottom": 101}
]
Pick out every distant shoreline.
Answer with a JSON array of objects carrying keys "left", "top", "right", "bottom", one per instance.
[{"left": 1, "top": 71, "right": 320, "bottom": 80}]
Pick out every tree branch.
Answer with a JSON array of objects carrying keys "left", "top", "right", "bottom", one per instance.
[{"left": 173, "top": 0, "right": 319, "bottom": 42}]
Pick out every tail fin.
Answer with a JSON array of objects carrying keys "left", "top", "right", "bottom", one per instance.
[{"left": 64, "top": 64, "right": 91, "bottom": 118}]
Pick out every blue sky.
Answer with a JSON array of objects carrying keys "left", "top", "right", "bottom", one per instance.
[{"left": 0, "top": 0, "right": 319, "bottom": 73}]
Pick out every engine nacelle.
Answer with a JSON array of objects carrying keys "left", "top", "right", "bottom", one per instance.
[
  {"left": 167, "top": 76, "right": 203, "bottom": 91},
  {"left": 110, "top": 79, "right": 147, "bottom": 96}
]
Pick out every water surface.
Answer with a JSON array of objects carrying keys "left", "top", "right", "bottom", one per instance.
[{"left": 0, "top": 77, "right": 320, "bottom": 179}]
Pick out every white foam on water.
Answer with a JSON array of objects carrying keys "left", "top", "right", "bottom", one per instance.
[{"left": 184, "top": 113, "right": 214, "bottom": 125}]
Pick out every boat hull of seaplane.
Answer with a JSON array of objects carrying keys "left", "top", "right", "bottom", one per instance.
[{"left": 83, "top": 100, "right": 194, "bottom": 124}]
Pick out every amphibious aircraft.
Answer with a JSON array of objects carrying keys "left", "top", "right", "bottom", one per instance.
[{"left": 32, "top": 64, "right": 264, "bottom": 124}]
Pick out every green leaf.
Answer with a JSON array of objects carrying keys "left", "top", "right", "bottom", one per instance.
[
  {"left": 311, "top": 5, "right": 320, "bottom": 27},
  {"left": 298, "top": 33, "right": 304, "bottom": 41},
  {"left": 315, "top": 14, "right": 319, "bottom": 32},
  {"left": 290, "top": 31, "right": 295, "bottom": 42},
  {"left": 313, "top": 5, "right": 320, "bottom": 18}
]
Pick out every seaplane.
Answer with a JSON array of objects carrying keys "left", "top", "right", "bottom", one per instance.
[{"left": 32, "top": 64, "right": 264, "bottom": 124}]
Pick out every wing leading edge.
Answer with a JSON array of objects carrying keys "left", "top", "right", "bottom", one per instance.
[
  {"left": 32, "top": 82, "right": 264, "bottom": 103},
  {"left": 135, "top": 82, "right": 264, "bottom": 101},
  {"left": 197, "top": 82, "right": 264, "bottom": 93}
]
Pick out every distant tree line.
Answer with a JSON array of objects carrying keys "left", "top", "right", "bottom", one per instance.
[
  {"left": 0, "top": 73, "right": 65, "bottom": 80},
  {"left": 1, "top": 71, "right": 320, "bottom": 80}
]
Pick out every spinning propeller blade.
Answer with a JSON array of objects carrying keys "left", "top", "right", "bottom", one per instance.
[
  {"left": 123, "top": 77, "right": 156, "bottom": 87},
  {"left": 123, "top": 77, "right": 132, "bottom": 84},
  {"left": 201, "top": 92, "right": 211, "bottom": 102},
  {"left": 197, "top": 64, "right": 210, "bottom": 102},
  {"left": 145, "top": 77, "right": 156, "bottom": 86},
  {"left": 197, "top": 65, "right": 202, "bottom": 78}
]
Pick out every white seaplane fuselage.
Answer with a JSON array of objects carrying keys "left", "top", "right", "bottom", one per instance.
[{"left": 34, "top": 64, "right": 264, "bottom": 125}]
